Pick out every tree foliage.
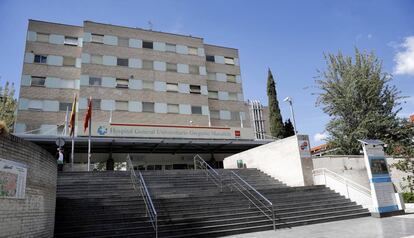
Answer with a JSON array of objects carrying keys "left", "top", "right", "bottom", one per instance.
[
  {"left": 283, "top": 119, "right": 295, "bottom": 137},
  {"left": 316, "top": 48, "right": 414, "bottom": 155},
  {"left": 267, "top": 69, "right": 285, "bottom": 138},
  {"left": 0, "top": 81, "right": 17, "bottom": 131}
]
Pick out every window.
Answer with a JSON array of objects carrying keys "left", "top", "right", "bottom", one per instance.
[
  {"left": 59, "top": 102, "right": 72, "bottom": 111},
  {"left": 208, "top": 91, "right": 218, "bottom": 99},
  {"left": 228, "top": 92, "right": 238, "bottom": 101},
  {"left": 207, "top": 73, "right": 216, "bottom": 81},
  {"left": 34, "top": 55, "right": 47, "bottom": 64},
  {"left": 224, "top": 57, "right": 235, "bottom": 65},
  {"left": 142, "top": 80, "right": 154, "bottom": 90},
  {"left": 89, "top": 77, "right": 102, "bottom": 86},
  {"left": 28, "top": 100, "right": 43, "bottom": 110},
  {"left": 142, "top": 60, "right": 153, "bottom": 70},
  {"left": 206, "top": 55, "right": 215, "bottom": 62},
  {"left": 231, "top": 111, "right": 240, "bottom": 121},
  {"left": 64, "top": 37, "right": 78, "bottom": 46},
  {"left": 166, "top": 43, "right": 176, "bottom": 52},
  {"left": 91, "top": 55, "right": 103, "bottom": 64},
  {"left": 189, "top": 65, "right": 199, "bottom": 74},
  {"left": 210, "top": 110, "right": 220, "bottom": 119},
  {"left": 63, "top": 56, "right": 76, "bottom": 67},
  {"left": 191, "top": 106, "right": 202, "bottom": 115},
  {"left": 116, "top": 101, "right": 128, "bottom": 111},
  {"left": 190, "top": 85, "right": 201, "bottom": 94},
  {"left": 142, "top": 102, "right": 154, "bottom": 112},
  {"left": 116, "top": 78, "right": 129, "bottom": 88},
  {"left": 166, "top": 83, "right": 178, "bottom": 92},
  {"left": 117, "top": 58, "right": 128, "bottom": 67},
  {"left": 37, "top": 33, "right": 49, "bottom": 43},
  {"left": 31, "top": 76, "right": 46, "bottom": 87},
  {"left": 91, "top": 34, "right": 104, "bottom": 44},
  {"left": 167, "top": 104, "right": 179, "bottom": 114},
  {"left": 91, "top": 99, "right": 101, "bottom": 110},
  {"left": 166, "top": 63, "right": 177, "bottom": 72},
  {"left": 118, "top": 37, "right": 129, "bottom": 47},
  {"left": 227, "top": 74, "right": 237, "bottom": 83},
  {"left": 142, "top": 41, "right": 153, "bottom": 49},
  {"left": 188, "top": 47, "right": 198, "bottom": 55}
]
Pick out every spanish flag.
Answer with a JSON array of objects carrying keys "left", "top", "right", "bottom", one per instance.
[
  {"left": 69, "top": 94, "right": 77, "bottom": 137},
  {"left": 83, "top": 97, "right": 92, "bottom": 133}
]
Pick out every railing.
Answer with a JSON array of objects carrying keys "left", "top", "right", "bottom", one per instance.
[
  {"left": 127, "top": 155, "right": 158, "bottom": 238},
  {"left": 193, "top": 154, "right": 223, "bottom": 192},
  {"left": 229, "top": 171, "right": 276, "bottom": 230},
  {"left": 313, "top": 168, "right": 372, "bottom": 210}
]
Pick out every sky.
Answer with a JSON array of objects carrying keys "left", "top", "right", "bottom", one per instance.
[{"left": 0, "top": 0, "right": 413, "bottom": 146}]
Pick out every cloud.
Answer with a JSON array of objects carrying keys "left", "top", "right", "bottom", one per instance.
[
  {"left": 314, "top": 132, "right": 328, "bottom": 142},
  {"left": 394, "top": 36, "right": 414, "bottom": 76}
]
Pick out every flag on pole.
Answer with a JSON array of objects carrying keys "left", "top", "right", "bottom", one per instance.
[
  {"left": 83, "top": 97, "right": 92, "bottom": 133},
  {"left": 69, "top": 94, "right": 77, "bottom": 137}
]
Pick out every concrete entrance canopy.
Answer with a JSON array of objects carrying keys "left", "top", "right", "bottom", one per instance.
[{"left": 15, "top": 134, "right": 271, "bottom": 155}]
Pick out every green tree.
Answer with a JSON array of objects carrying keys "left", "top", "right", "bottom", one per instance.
[
  {"left": 0, "top": 81, "right": 17, "bottom": 131},
  {"left": 315, "top": 48, "right": 413, "bottom": 155},
  {"left": 283, "top": 119, "right": 295, "bottom": 137},
  {"left": 267, "top": 69, "right": 284, "bottom": 138}
]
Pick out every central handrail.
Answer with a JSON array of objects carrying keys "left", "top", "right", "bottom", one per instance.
[
  {"left": 193, "top": 154, "right": 223, "bottom": 192},
  {"left": 229, "top": 171, "right": 276, "bottom": 230},
  {"left": 127, "top": 155, "right": 158, "bottom": 238}
]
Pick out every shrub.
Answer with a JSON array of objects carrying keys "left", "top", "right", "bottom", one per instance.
[{"left": 403, "top": 192, "right": 414, "bottom": 203}]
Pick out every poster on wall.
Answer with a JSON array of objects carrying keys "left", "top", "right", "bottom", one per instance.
[
  {"left": 298, "top": 139, "right": 311, "bottom": 158},
  {"left": 0, "top": 158, "right": 27, "bottom": 199}
]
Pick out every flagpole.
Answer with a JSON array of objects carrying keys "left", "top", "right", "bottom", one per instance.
[
  {"left": 71, "top": 135, "right": 74, "bottom": 171},
  {"left": 87, "top": 106, "right": 91, "bottom": 171}
]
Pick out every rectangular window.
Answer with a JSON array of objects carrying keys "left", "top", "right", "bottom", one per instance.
[
  {"left": 91, "top": 55, "right": 103, "bottom": 64},
  {"left": 142, "top": 80, "right": 154, "bottom": 90},
  {"left": 167, "top": 104, "right": 179, "bottom": 114},
  {"left": 190, "top": 85, "right": 201, "bottom": 94},
  {"left": 118, "top": 37, "right": 129, "bottom": 47},
  {"left": 206, "top": 55, "right": 215, "bottom": 62},
  {"left": 142, "top": 60, "right": 153, "bottom": 69},
  {"left": 63, "top": 56, "right": 76, "bottom": 67},
  {"left": 207, "top": 73, "right": 216, "bottom": 81},
  {"left": 117, "top": 58, "right": 128, "bottom": 67},
  {"left": 208, "top": 91, "right": 218, "bottom": 99},
  {"left": 191, "top": 106, "right": 202, "bottom": 115},
  {"left": 188, "top": 47, "right": 198, "bottom": 55},
  {"left": 91, "top": 99, "right": 101, "bottom": 110},
  {"left": 116, "top": 78, "right": 129, "bottom": 88},
  {"left": 166, "top": 43, "right": 176, "bottom": 52},
  {"left": 228, "top": 92, "right": 238, "bottom": 101},
  {"left": 166, "top": 83, "right": 178, "bottom": 92},
  {"left": 231, "top": 111, "right": 240, "bottom": 121},
  {"left": 224, "top": 57, "right": 235, "bottom": 65},
  {"left": 34, "top": 54, "right": 47, "bottom": 64},
  {"left": 91, "top": 34, "right": 104, "bottom": 44},
  {"left": 89, "top": 77, "right": 102, "bottom": 86},
  {"left": 59, "top": 102, "right": 72, "bottom": 111},
  {"left": 189, "top": 65, "right": 199, "bottom": 74},
  {"left": 210, "top": 110, "right": 220, "bottom": 119},
  {"left": 28, "top": 100, "right": 43, "bottom": 110},
  {"left": 142, "top": 102, "right": 154, "bottom": 112},
  {"left": 37, "top": 33, "right": 49, "bottom": 43},
  {"left": 142, "top": 41, "right": 153, "bottom": 49},
  {"left": 166, "top": 63, "right": 177, "bottom": 72},
  {"left": 64, "top": 37, "right": 78, "bottom": 46},
  {"left": 227, "top": 74, "right": 237, "bottom": 83},
  {"left": 31, "top": 76, "right": 46, "bottom": 87},
  {"left": 116, "top": 101, "right": 128, "bottom": 111}
]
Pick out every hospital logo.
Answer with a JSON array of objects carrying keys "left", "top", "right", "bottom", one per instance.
[{"left": 97, "top": 126, "right": 108, "bottom": 135}]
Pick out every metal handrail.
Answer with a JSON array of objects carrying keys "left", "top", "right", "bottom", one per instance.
[
  {"left": 229, "top": 171, "right": 276, "bottom": 230},
  {"left": 127, "top": 155, "right": 158, "bottom": 238},
  {"left": 313, "top": 168, "right": 371, "bottom": 197},
  {"left": 193, "top": 154, "right": 223, "bottom": 192}
]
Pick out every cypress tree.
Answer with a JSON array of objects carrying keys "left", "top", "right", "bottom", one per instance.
[
  {"left": 283, "top": 119, "right": 295, "bottom": 137},
  {"left": 267, "top": 69, "right": 284, "bottom": 138}
]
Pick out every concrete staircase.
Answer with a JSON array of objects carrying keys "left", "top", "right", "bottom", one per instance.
[{"left": 54, "top": 169, "right": 370, "bottom": 237}]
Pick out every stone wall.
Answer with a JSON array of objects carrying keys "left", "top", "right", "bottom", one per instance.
[{"left": 0, "top": 134, "right": 57, "bottom": 237}]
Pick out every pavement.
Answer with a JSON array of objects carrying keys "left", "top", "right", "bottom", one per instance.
[{"left": 226, "top": 204, "right": 414, "bottom": 238}]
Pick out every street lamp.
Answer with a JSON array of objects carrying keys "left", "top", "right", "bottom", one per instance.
[{"left": 283, "top": 96, "right": 297, "bottom": 135}]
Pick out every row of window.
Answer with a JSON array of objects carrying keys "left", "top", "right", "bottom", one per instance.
[
  {"left": 33, "top": 54, "right": 78, "bottom": 67},
  {"left": 206, "top": 55, "right": 236, "bottom": 65},
  {"left": 33, "top": 32, "right": 79, "bottom": 46}
]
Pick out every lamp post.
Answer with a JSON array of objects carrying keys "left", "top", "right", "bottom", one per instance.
[{"left": 283, "top": 96, "right": 297, "bottom": 135}]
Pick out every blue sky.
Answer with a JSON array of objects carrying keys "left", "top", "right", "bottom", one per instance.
[{"left": 0, "top": 0, "right": 413, "bottom": 146}]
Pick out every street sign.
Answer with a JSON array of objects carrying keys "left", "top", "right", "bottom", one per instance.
[{"left": 55, "top": 137, "right": 65, "bottom": 147}]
